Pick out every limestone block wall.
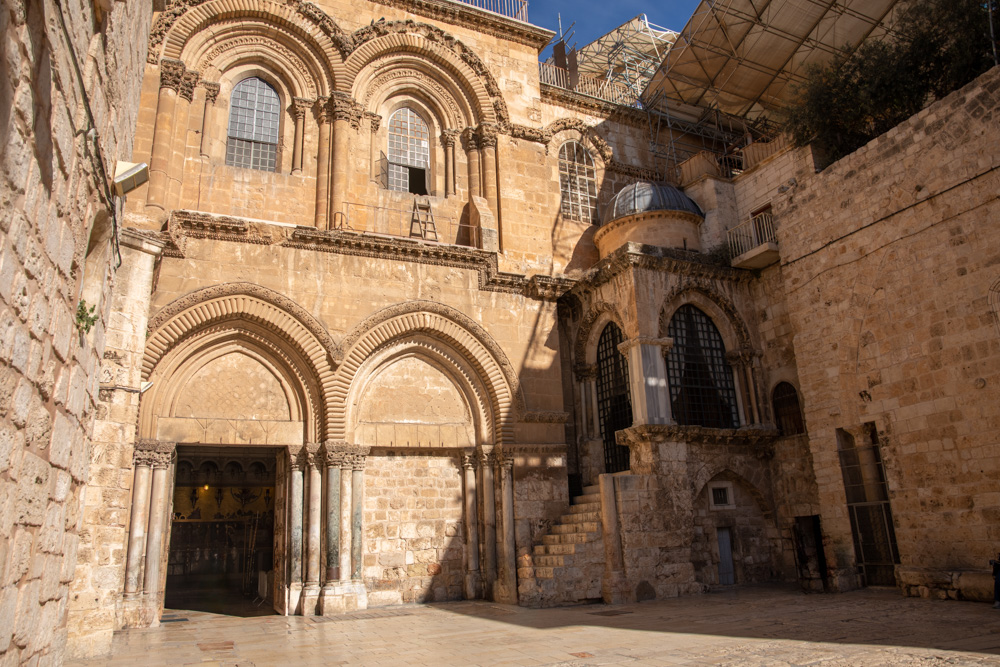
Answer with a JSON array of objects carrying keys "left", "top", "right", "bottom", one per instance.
[
  {"left": 0, "top": 0, "right": 151, "bottom": 663},
  {"left": 770, "top": 67, "right": 1000, "bottom": 597},
  {"left": 363, "top": 452, "right": 465, "bottom": 605}
]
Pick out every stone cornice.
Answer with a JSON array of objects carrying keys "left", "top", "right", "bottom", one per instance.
[
  {"left": 563, "top": 242, "right": 750, "bottom": 301},
  {"left": 369, "top": 0, "right": 553, "bottom": 50},
  {"left": 519, "top": 411, "right": 570, "bottom": 424},
  {"left": 616, "top": 423, "right": 778, "bottom": 459}
]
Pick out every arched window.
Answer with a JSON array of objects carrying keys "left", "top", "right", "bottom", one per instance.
[
  {"left": 387, "top": 107, "right": 430, "bottom": 195},
  {"left": 226, "top": 77, "right": 280, "bottom": 172},
  {"left": 772, "top": 382, "right": 804, "bottom": 436},
  {"left": 558, "top": 141, "right": 598, "bottom": 223},
  {"left": 665, "top": 305, "right": 739, "bottom": 428},
  {"left": 595, "top": 322, "right": 632, "bottom": 473}
]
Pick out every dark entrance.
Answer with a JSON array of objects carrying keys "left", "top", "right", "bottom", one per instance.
[
  {"left": 836, "top": 424, "right": 900, "bottom": 587},
  {"left": 595, "top": 323, "right": 632, "bottom": 474},
  {"left": 165, "top": 446, "right": 279, "bottom": 616}
]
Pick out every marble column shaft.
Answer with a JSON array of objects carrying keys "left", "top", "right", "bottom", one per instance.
[
  {"left": 306, "top": 448, "right": 322, "bottom": 589},
  {"left": 123, "top": 458, "right": 152, "bottom": 598},
  {"left": 313, "top": 98, "right": 331, "bottom": 229},
  {"left": 479, "top": 450, "right": 497, "bottom": 592},
  {"left": 465, "top": 131, "right": 481, "bottom": 198},
  {"left": 146, "top": 59, "right": 184, "bottom": 211},
  {"left": 199, "top": 82, "right": 219, "bottom": 158},
  {"left": 497, "top": 454, "right": 516, "bottom": 601},
  {"left": 351, "top": 465, "right": 364, "bottom": 580},
  {"left": 142, "top": 451, "right": 173, "bottom": 598},
  {"left": 462, "top": 453, "right": 480, "bottom": 598},
  {"left": 288, "top": 449, "right": 305, "bottom": 587},
  {"left": 324, "top": 457, "right": 342, "bottom": 583}
]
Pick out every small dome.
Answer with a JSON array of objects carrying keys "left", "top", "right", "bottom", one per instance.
[{"left": 606, "top": 182, "right": 703, "bottom": 223}]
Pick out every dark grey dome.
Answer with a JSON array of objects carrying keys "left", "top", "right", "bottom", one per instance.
[{"left": 606, "top": 182, "right": 704, "bottom": 223}]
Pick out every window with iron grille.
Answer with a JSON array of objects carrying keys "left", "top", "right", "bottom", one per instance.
[
  {"left": 387, "top": 107, "right": 429, "bottom": 195},
  {"left": 773, "top": 382, "right": 805, "bottom": 436},
  {"left": 595, "top": 323, "right": 632, "bottom": 473},
  {"left": 558, "top": 141, "right": 598, "bottom": 223},
  {"left": 225, "top": 77, "right": 280, "bottom": 172},
  {"left": 665, "top": 305, "right": 739, "bottom": 428}
]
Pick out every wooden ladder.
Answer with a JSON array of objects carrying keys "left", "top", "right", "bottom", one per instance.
[{"left": 410, "top": 198, "right": 438, "bottom": 241}]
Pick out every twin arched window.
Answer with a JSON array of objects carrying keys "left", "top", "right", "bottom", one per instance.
[
  {"left": 387, "top": 107, "right": 430, "bottom": 195},
  {"left": 226, "top": 77, "right": 280, "bottom": 172},
  {"left": 559, "top": 141, "right": 598, "bottom": 223},
  {"left": 665, "top": 305, "right": 740, "bottom": 429}
]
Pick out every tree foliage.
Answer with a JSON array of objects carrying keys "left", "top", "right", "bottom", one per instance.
[{"left": 785, "top": 0, "right": 997, "bottom": 165}]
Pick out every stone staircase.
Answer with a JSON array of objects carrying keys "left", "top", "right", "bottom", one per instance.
[{"left": 518, "top": 485, "right": 605, "bottom": 607}]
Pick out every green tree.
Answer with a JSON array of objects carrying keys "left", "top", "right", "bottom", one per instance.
[{"left": 786, "top": 0, "right": 997, "bottom": 166}]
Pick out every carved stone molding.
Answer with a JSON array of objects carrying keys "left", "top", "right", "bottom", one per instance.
[
  {"left": 362, "top": 66, "right": 467, "bottom": 125},
  {"left": 146, "top": 278, "right": 341, "bottom": 367},
  {"left": 179, "top": 70, "right": 200, "bottom": 102},
  {"left": 573, "top": 301, "right": 626, "bottom": 365},
  {"left": 202, "top": 82, "right": 220, "bottom": 105},
  {"left": 476, "top": 123, "right": 498, "bottom": 149},
  {"left": 441, "top": 129, "right": 459, "bottom": 147},
  {"left": 199, "top": 35, "right": 321, "bottom": 98},
  {"left": 159, "top": 58, "right": 185, "bottom": 91},
  {"left": 461, "top": 451, "right": 477, "bottom": 469},
  {"left": 616, "top": 424, "right": 778, "bottom": 460},
  {"left": 545, "top": 118, "right": 612, "bottom": 162},
  {"left": 168, "top": 210, "right": 272, "bottom": 246},
  {"left": 573, "top": 363, "right": 596, "bottom": 381},
  {"left": 658, "top": 275, "right": 754, "bottom": 350},
  {"left": 364, "top": 111, "right": 381, "bottom": 133},
  {"left": 617, "top": 337, "right": 673, "bottom": 355},
  {"left": 540, "top": 83, "right": 648, "bottom": 129},
  {"left": 288, "top": 444, "right": 310, "bottom": 471},
  {"left": 520, "top": 411, "right": 570, "bottom": 424},
  {"left": 461, "top": 126, "right": 479, "bottom": 151},
  {"left": 314, "top": 96, "right": 331, "bottom": 124}
]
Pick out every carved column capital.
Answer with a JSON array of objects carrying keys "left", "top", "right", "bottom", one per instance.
[
  {"left": 573, "top": 363, "right": 597, "bottom": 381},
  {"left": 725, "top": 348, "right": 760, "bottom": 368},
  {"left": 476, "top": 123, "right": 498, "bottom": 149},
  {"left": 134, "top": 439, "right": 176, "bottom": 469},
  {"left": 441, "top": 129, "right": 460, "bottom": 148},
  {"left": 158, "top": 59, "right": 186, "bottom": 91},
  {"left": 291, "top": 97, "right": 314, "bottom": 121},
  {"left": 202, "top": 82, "right": 220, "bottom": 105},
  {"left": 288, "top": 444, "right": 310, "bottom": 471},
  {"left": 364, "top": 111, "right": 381, "bottom": 133},
  {"left": 462, "top": 127, "right": 479, "bottom": 151},
  {"left": 314, "top": 96, "right": 331, "bottom": 124},
  {"left": 461, "top": 450, "right": 477, "bottom": 470},
  {"left": 178, "top": 70, "right": 200, "bottom": 102},
  {"left": 329, "top": 93, "right": 364, "bottom": 129}
]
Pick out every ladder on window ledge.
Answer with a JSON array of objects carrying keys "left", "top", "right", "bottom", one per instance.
[{"left": 410, "top": 198, "right": 438, "bottom": 241}]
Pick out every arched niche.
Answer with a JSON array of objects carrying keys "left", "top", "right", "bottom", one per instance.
[{"left": 347, "top": 338, "right": 485, "bottom": 449}]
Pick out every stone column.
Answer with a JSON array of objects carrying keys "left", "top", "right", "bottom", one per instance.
[
  {"left": 464, "top": 129, "right": 481, "bottom": 198},
  {"left": 302, "top": 443, "right": 322, "bottom": 614},
  {"left": 618, "top": 337, "right": 674, "bottom": 426},
  {"left": 287, "top": 445, "right": 307, "bottom": 614},
  {"left": 313, "top": 97, "right": 331, "bottom": 229},
  {"left": 461, "top": 452, "right": 481, "bottom": 598},
  {"left": 142, "top": 442, "right": 175, "bottom": 615},
  {"left": 199, "top": 82, "right": 220, "bottom": 158},
  {"left": 166, "top": 69, "right": 200, "bottom": 208},
  {"left": 146, "top": 59, "right": 185, "bottom": 212},
  {"left": 365, "top": 112, "right": 381, "bottom": 192},
  {"left": 477, "top": 123, "right": 500, "bottom": 217},
  {"left": 442, "top": 130, "right": 459, "bottom": 197},
  {"left": 478, "top": 448, "right": 497, "bottom": 596},
  {"left": 319, "top": 442, "right": 344, "bottom": 614},
  {"left": 350, "top": 451, "right": 367, "bottom": 581},
  {"left": 123, "top": 448, "right": 154, "bottom": 598},
  {"left": 330, "top": 94, "right": 361, "bottom": 228},
  {"left": 291, "top": 97, "right": 312, "bottom": 174},
  {"left": 727, "top": 349, "right": 761, "bottom": 425},
  {"left": 495, "top": 451, "right": 517, "bottom": 603}
]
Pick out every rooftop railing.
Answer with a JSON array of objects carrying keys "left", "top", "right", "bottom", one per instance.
[
  {"left": 539, "top": 62, "right": 639, "bottom": 107},
  {"left": 728, "top": 210, "right": 777, "bottom": 260},
  {"left": 451, "top": 0, "right": 528, "bottom": 21}
]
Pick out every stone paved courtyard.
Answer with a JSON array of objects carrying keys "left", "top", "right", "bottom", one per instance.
[{"left": 67, "top": 586, "right": 1000, "bottom": 666}]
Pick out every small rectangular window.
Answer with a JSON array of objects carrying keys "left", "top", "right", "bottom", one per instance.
[{"left": 709, "top": 481, "right": 735, "bottom": 510}]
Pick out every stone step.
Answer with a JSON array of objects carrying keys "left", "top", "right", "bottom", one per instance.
[
  {"left": 552, "top": 521, "right": 600, "bottom": 534},
  {"left": 541, "top": 532, "right": 598, "bottom": 545},
  {"left": 533, "top": 555, "right": 567, "bottom": 567},
  {"left": 572, "top": 493, "right": 601, "bottom": 505},
  {"left": 559, "top": 510, "right": 601, "bottom": 524},
  {"left": 581, "top": 485, "right": 600, "bottom": 495},
  {"left": 534, "top": 542, "right": 577, "bottom": 555},
  {"left": 568, "top": 502, "right": 601, "bottom": 514}
]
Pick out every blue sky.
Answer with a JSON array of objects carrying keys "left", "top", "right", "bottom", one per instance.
[{"left": 529, "top": 0, "right": 702, "bottom": 60}]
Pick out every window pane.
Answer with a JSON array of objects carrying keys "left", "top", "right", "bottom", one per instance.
[
  {"left": 226, "top": 77, "right": 280, "bottom": 173},
  {"left": 387, "top": 107, "right": 431, "bottom": 192},
  {"left": 665, "top": 305, "right": 739, "bottom": 428}
]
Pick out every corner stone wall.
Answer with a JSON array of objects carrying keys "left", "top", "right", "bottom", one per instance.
[
  {"left": 771, "top": 66, "right": 1000, "bottom": 598},
  {"left": 0, "top": 0, "right": 151, "bottom": 663}
]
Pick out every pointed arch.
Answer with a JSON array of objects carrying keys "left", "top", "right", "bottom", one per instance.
[
  {"left": 692, "top": 468, "right": 774, "bottom": 521},
  {"left": 141, "top": 283, "right": 339, "bottom": 442},
  {"left": 575, "top": 302, "right": 627, "bottom": 367},
  {"left": 659, "top": 282, "right": 752, "bottom": 352},
  {"left": 332, "top": 302, "right": 523, "bottom": 445},
  {"left": 153, "top": 0, "right": 345, "bottom": 97}
]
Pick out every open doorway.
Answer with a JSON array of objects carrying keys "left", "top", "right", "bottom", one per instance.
[{"left": 165, "top": 446, "right": 279, "bottom": 616}]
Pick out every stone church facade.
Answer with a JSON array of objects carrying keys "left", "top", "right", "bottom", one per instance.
[{"left": 2, "top": 0, "right": 1000, "bottom": 664}]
